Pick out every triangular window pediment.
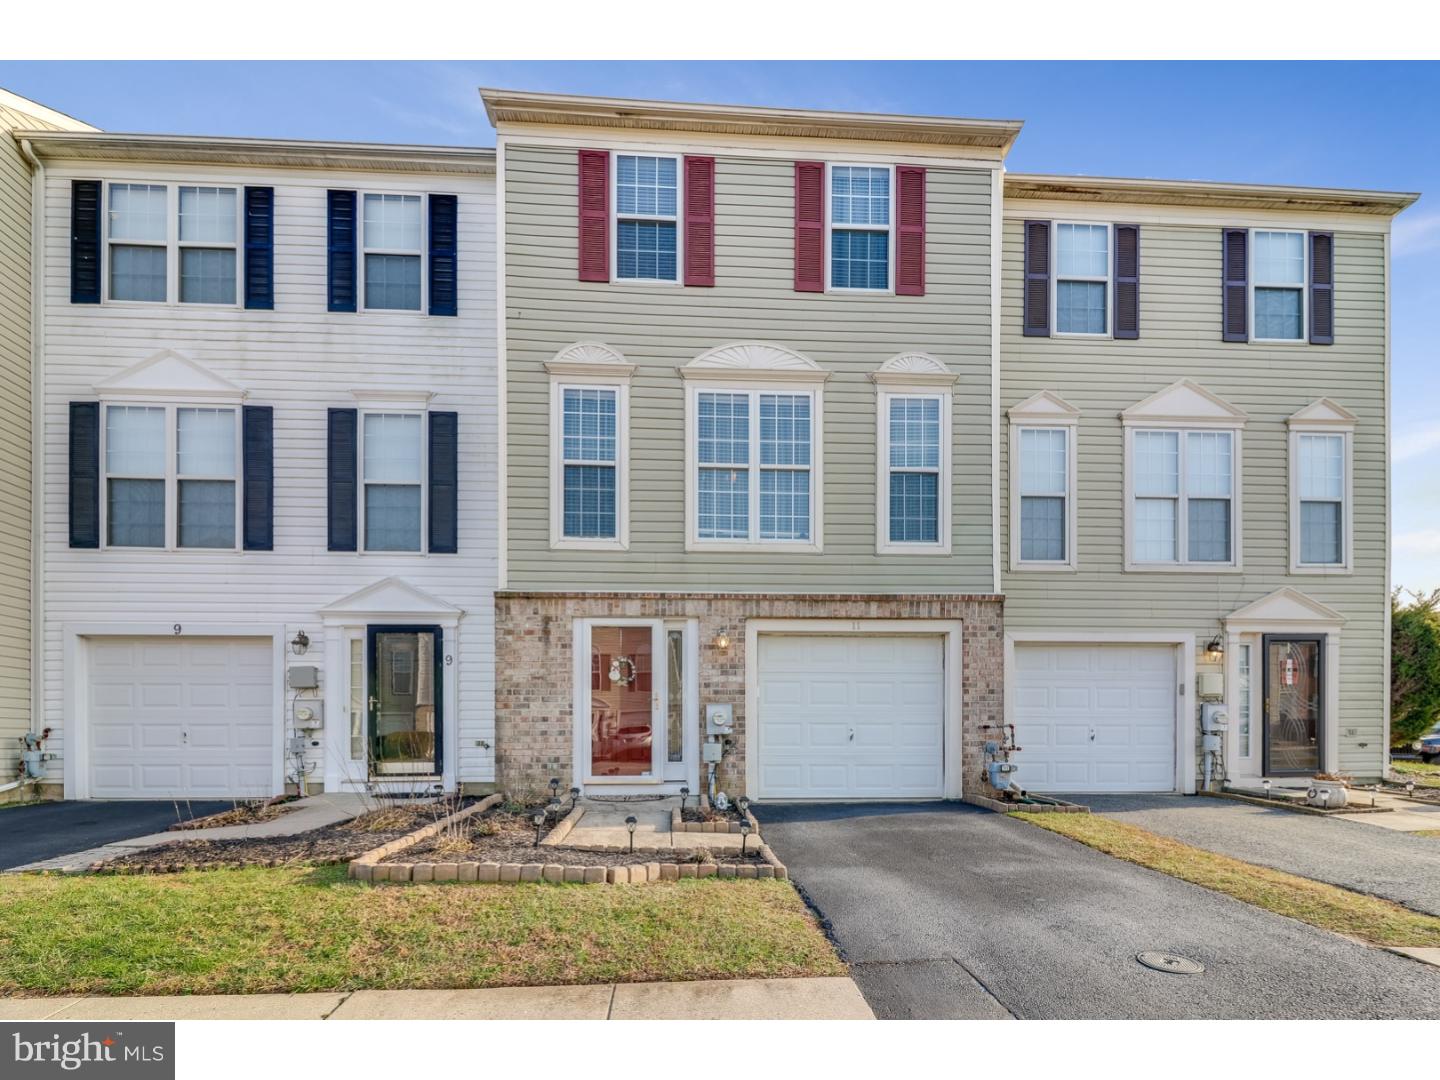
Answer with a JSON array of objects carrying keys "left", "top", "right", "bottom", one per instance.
[
  {"left": 94, "top": 350, "right": 245, "bottom": 402},
  {"left": 1009, "top": 389, "right": 1081, "bottom": 423},
  {"left": 320, "top": 577, "right": 463, "bottom": 619},
  {"left": 1288, "top": 398, "right": 1357, "bottom": 429},
  {"left": 1225, "top": 587, "right": 1345, "bottom": 629},
  {"left": 1121, "top": 379, "right": 1247, "bottom": 427}
]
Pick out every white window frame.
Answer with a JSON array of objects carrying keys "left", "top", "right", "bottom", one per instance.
[
  {"left": 610, "top": 152, "right": 683, "bottom": 286},
  {"left": 825, "top": 162, "right": 895, "bottom": 295},
  {"left": 684, "top": 383, "right": 823, "bottom": 554},
  {"left": 549, "top": 377, "right": 630, "bottom": 551},
  {"left": 359, "top": 191, "right": 428, "bottom": 314},
  {"left": 98, "top": 401, "right": 242, "bottom": 552},
  {"left": 1249, "top": 228, "right": 1308, "bottom": 344},
  {"left": 876, "top": 389, "right": 952, "bottom": 555},
  {"left": 1123, "top": 425, "right": 1244, "bottom": 572},
  {"left": 1010, "top": 423, "right": 1078, "bottom": 571},
  {"left": 102, "top": 180, "right": 243, "bottom": 308},
  {"left": 1289, "top": 426, "right": 1353, "bottom": 574},
  {"left": 357, "top": 407, "right": 428, "bottom": 555},
  {"left": 1052, "top": 221, "right": 1112, "bottom": 337}
]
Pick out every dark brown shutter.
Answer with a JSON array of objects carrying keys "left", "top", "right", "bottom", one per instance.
[
  {"left": 1023, "top": 220, "right": 1051, "bottom": 336},
  {"left": 794, "top": 161, "right": 825, "bottom": 292},
  {"left": 1309, "top": 231, "right": 1334, "bottom": 345},
  {"left": 577, "top": 150, "right": 610, "bottom": 282},
  {"left": 1222, "top": 228, "right": 1248, "bottom": 342},
  {"left": 683, "top": 155, "right": 715, "bottom": 287},
  {"left": 1113, "top": 223, "right": 1140, "bottom": 339},
  {"left": 895, "top": 165, "right": 926, "bottom": 296}
]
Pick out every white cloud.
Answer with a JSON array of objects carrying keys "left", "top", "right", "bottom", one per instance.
[
  {"left": 1392, "top": 212, "right": 1440, "bottom": 258},
  {"left": 1397, "top": 529, "right": 1440, "bottom": 557},
  {"left": 1395, "top": 424, "right": 1440, "bottom": 462}
]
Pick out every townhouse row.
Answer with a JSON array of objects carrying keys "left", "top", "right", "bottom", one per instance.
[{"left": 0, "top": 85, "right": 1414, "bottom": 806}]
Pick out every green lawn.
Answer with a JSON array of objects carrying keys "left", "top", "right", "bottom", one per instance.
[
  {"left": 1013, "top": 812, "right": 1440, "bottom": 948},
  {"left": 0, "top": 868, "right": 844, "bottom": 997},
  {"left": 1391, "top": 760, "right": 1440, "bottom": 788}
]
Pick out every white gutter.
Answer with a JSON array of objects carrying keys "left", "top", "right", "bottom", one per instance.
[{"left": 17, "top": 138, "right": 44, "bottom": 758}]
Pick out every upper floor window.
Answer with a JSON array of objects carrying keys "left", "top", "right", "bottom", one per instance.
[
  {"left": 1130, "top": 429, "right": 1236, "bottom": 567},
  {"left": 361, "top": 412, "right": 424, "bottom": 551},
  {"left": 614, "top": 154, "right": 679, "bottom": 282},
  {"left": 362, "top": 194, "right": 424, "bottom": 311},
  {"left": 1055, "top": 223, "right": 1110, "bottom": 335},
  {"left": 103, "top": 403, "right": 238, "bottom": 549},
  {"left": 106, "top": 183, "right": 241, "bottom": 306},
  {"left": 1251, "top": 229, "right": 1306, "bottom": 341},
  {"left": 829, "top": 165, "right": 891, "bottom": 291}
]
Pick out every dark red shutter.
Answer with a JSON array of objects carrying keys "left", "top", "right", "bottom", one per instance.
[
  {"left": 1023, "top": 220, "right": 1051, "bottom": 336},
  {"left": 1114, "top": 223, "right": 1140, "bottom": 339},
  {"left": 895, "top": 165, "right": 926, "bottom": 296},
  {"left": 577, "top": 149, "right": 609, "bottom": 282},
  {"left": 794, "top": 161, "right": 825, "bottom": 293},
  {"left": 1309, "top": 231, "right": 1334, "bottom": 345},
  {"left": 1222, "top": 228, "right": 1248, "bottom": 342},
  {"left": 684, "top": 155, "right": 715, "bottom": 287}
]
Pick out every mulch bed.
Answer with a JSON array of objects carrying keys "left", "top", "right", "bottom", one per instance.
[
  {"left": 168, "top": 796, "right": 298, "bottom": 831},
  {"left": 380, "top": 807, "right": 765, "bottom": 868},
  {"left": 680, "top": 805, "right": 744, "bottom": 825}
]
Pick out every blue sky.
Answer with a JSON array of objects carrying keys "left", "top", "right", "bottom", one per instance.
[{"left": 4, "top": 60, "right": 1437, "bottom": 591}]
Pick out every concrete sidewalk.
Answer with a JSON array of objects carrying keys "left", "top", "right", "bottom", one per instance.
[{"left": 0, "top": 977, "right": 873, "bottom": 1021}]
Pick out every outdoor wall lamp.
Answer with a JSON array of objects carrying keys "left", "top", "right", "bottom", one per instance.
[
  {"left": 290, "top": 630, "right": 310, "bottom": 656},
  {"left": 1204, "top": 635, "right": 1224, "bottom": 663},
  {"left": 712, "top": 632, "right": 731, "bottom": 651}
]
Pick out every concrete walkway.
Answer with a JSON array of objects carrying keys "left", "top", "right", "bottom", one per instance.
[
  {"left": 0, "top": 977, "right": 873, "bottom": 1021},
  {"left": 1079, "top": 794, "right": 1440, "bottom": 917},
  {"left": 562, "top": 798, "right": 746, "bottom": 850},
  {"left": 5, "top": 793, "right": 372, "bottom": 874}
]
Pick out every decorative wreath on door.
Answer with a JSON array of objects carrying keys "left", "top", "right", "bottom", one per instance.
[{"left": 608, "top": 655, "right": 637, "bottom": 687}]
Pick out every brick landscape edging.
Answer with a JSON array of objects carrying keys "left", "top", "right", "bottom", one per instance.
[
  {"left": 350, "top": 794, "right": 787, "bottom": 884},
  {"left": 671, "top": 795, "right": 761, "bottom": 835},
  {"left": 963, "top": 793, "right": 1089, "bottom": 814}
]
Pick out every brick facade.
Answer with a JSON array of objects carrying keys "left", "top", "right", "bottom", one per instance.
[{"left": 495, "top": 592, "right": 1004, "bottom": 801}]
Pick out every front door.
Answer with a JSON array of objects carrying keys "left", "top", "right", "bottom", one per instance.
[
  {"left": 1263, "top": 635, "right": 1324, "bottom": 776},
  {"left": 585, "top": 622, "right": 663, "bottom": 781},
  {"left": 368, "top": 626, "right": 442, "bottom": 776}
]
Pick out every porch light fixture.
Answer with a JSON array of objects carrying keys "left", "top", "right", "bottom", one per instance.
[
  {"left": 290, "top": 630, "right": 310, "bottom": 656},
  {"left": 712, "top": 632, "right": 731, "bottom": 651},
  {"left": 532, "top": 811, "right": 545, "bottom": 846},
  {"left": 739, "top": 819, "right": 752, "bottom": 857},
  {"left": 679, "top": 785, "right": 690, "bottom": 812},
  {"left": 1204, "top": 635, "right": 1224, "bottom": 663},
  {"left": 625, "top": 815, "right": 638, "bottom": 853}
]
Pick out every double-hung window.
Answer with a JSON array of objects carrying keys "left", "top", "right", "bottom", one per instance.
[
  {"left": 883, "top": 396, "right": 943, "bottom": 547},
  {"left": 361, "top": 412, "right": 424, "bottom": 552},
  {"left": 1130, "top": 429, "right": 1237, "bottom": 567},
  {"left": 614, "top": 154, "right": 679, "bottom": 282},
  {"left": 829, "top": 165, "right": 891, "bottom": 291},
  {"left": 1296, "top": 433, "right": 1347, "bottom": 567},
  {"left": 362, "top": 194, "right": 424, "bottom": 311},
  {"left": 106, "top": 183, "right": 240, "bottom": 305},
  {"left": 691, "top": 389, "right": 817, "bottom": 548},
  {"left": 1251, "top": 229, "right": 1306, "bottom": 341},
  {"left": 1017, "top": 428, "right": 1071, "bottom": 563},
  {"left": 1055, "top": 223, "right": 1110, "bottom": 335},
  {"left": 103, "top": 403, "right": 238, "bottom": 549},
  {"left": 561, "top": 388, "right": 620, "bottom": 540}
]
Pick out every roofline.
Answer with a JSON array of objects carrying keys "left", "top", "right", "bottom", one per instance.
[
  {"left": 0, "top": 87, "right": 97, "bottom": 133},
  {"left": 14, "top": 130, "right": 495, "bottom": 175},
  {"left": 1005, "top": 172, "right": 1418, "bottom": 216},
  {"left": 480, "top": 87, "right": 1023, "bottom": 152}
]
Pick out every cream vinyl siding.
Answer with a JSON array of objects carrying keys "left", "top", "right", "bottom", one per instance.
[
  {"left": 39, "top": 162, "right": 498, "bottom": 789},
  {"left": 504, "top": 143, "right": 996, "bottom": 594},
  {"left": 999, "top": 216, "right": 1388, "bottom": 775}
]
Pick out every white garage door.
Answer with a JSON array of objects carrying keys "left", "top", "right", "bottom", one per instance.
[
  {"left": 1012, "top": 643, "right": 1176, "bottom": 793},
  {"left": 755, "top": 635, "right": 945, "bottom": 799},
  {"left": 87, "top": 637, "right": 276, "bottom": 799}
]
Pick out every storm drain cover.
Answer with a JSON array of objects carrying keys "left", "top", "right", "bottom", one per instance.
[{"left": 1136, "top": 951, "right": 1205, "bottom": 975}]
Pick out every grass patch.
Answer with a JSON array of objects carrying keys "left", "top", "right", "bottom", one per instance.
[
  {"left": 1013, "top": 812, "right": 1440, "bottom": 948},
  {"left": 1391, "top": 760, "right": 1440, "bottom": 788},
  {"left": 0, "top": 868, "right": 843, "bottom": 997},
  {"left": 1413, "top": 831, "right": 1440, "bottom": 840}
]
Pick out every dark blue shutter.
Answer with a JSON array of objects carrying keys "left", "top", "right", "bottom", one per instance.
[
  {"left": 327, "top": 408, "right": 358, "bottom": 551},
  {"left": 1113, "top": 224, "right": 1140, "bottom": 339},
  {"left": 327, "top": 190, "right": 357, "bottom": 313},
  {"left": 428, "top": 411, "right": 458, "bottom": 553},
  {"left": 1023, "top": 220, "right": 1050, "bottom": 336},
  {"left": 70, "top": 180, "right": 102, "bottom": 304},
  {"left": 243, "top": 186, "right": 274, "bottom": 310},
  {"left": 69, "top": 402, "right": 100, "bottom": 548},
  {"left": 1309, "top": 231, "right": 1334, "bottom": 345},
  {"left": 428, "top": 194, "right": 458, "bottom": 317},
  {"left": 242, "top": 405, "right": 274, "bottom": 550},
  {"left": 1222, "top": 228, "right": 1248, "bottom": 342}
]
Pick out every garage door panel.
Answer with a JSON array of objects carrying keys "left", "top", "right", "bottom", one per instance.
[{"left": 1014, "top": 643, "right": 1176, "bottom": 794}]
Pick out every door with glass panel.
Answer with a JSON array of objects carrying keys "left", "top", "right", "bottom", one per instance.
[
  {"left": 1262, "top": 635, "right": 1324, "bottom": 776},
  {"left": 585, "top": 622, "right": 665, "bottom": 781},
  {"left": 367, "top": 626, "right": 442, "bottom": 776}
]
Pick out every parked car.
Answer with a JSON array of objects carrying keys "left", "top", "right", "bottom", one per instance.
[{"left": 1419, "top": 727, "right": 1440, "bottom": 765}]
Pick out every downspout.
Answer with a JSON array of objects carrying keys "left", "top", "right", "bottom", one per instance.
[{"left": 16, "top": 137, "right": 44, "bottom": 795}]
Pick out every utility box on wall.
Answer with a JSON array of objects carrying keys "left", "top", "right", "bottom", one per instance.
[{"left": 287, "top": 666, "right": 319, "bottom": 690}]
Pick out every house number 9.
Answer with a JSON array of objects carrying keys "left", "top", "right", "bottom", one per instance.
[
  {"left": 173, "top": 624, "right": 183, "bottom": 635},
  {"left": 445, "top": 655, "right": 454, "bottom": 666}
]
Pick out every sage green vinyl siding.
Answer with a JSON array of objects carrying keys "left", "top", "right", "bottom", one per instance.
[
  {"left": 505, "top": 143, "right": 995, "bottom": 593},
  {"left": 999, "top": 217, "right": 1388, "bottom": 775}
]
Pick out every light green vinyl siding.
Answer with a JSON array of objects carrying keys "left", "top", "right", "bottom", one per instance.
[
  {"left": 505, "top": 143, "right": 996, "bottom": 593},
  {"left": 1000, "top": 216, "right": 1388, "bottom": 775}
]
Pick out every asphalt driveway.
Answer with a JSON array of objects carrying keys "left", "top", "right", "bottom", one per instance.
[
  {"left": 0, "top": 800, "right": 230, "bottom": 870},
  {"left": 1078, "top": 794, "right": 1440, "bottom": 917},
  {"left": 755, "top": 802, "right": 1440, "bottom": 1019}
]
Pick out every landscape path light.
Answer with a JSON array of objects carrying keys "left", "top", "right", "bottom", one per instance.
[
  {"left": 532, "top": 811, "right": 545, "bottom": 846},
  {"left": 739, "top": 819, "right": 752, "bottom": 857},
  {"left": 625, "top": 815, "right": 638, "bottom": 854}
]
